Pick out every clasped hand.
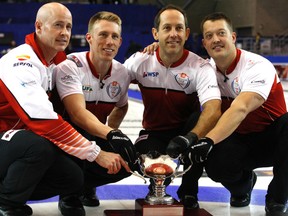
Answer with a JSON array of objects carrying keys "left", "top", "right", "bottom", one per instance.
[
  {"left": 166, "top": 132, "right": 213, "bottom": 163},
  {"left": 166, "top": 132, "right": 198, "bottom": 158},
  {"left": 107, "top": 129, "right": 138, "bottom": 168},
  {"left": 189, "top": 137, "right": 214, "bottom": 163}
]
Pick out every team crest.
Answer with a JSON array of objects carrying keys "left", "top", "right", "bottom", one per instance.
[
  {"left": 231, "top": 77, "right": 241, "bottom": 95},
  {"left": 175, "top": 73, "right": 190, "bottom": 89},
  {"left": 106, "top": 81, "right": 121, "bottom": 99}
]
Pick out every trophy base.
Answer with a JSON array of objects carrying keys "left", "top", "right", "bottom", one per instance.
[
  {"left": 104, "top": 199, "right": 212, "bottom": 216},
  {"left": 145, "top": 193, "right": 174, "bottom": 205},
  {"left": 135, "top": 198, "right": 183, "bottom": 216}
]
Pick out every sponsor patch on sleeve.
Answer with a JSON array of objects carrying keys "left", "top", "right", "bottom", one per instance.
[{"left": 68, "top": 55, "right": 83, "bottom": 67}]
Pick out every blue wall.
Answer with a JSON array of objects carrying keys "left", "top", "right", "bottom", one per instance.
[
  {"left": 264, "top": 56, "right": 288, "bottom": 65},
  {"left": 0, "top": 2, "right": 158, "bottom": 63},
  {"left": 1, "top": 3, "right": 288, "bottom": 64}
]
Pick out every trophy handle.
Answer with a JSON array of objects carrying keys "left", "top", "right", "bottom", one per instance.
[
  {"left": 173, "top": 153, "right": 193, "bottom": 178},
  {"left": 130, "top": 170, "right": 147, "bottom": 184}
]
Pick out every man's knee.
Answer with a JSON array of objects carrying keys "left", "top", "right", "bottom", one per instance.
[
  {"left": 205, "top": 158, "right": 231, "bottom": 182},
  {"left": 24, "top": 133, "right": 57, "bottom": 165}
]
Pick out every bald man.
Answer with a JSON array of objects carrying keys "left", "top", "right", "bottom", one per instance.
[{"left": 0, "top": 3, "right": 130, "bottom": 216}]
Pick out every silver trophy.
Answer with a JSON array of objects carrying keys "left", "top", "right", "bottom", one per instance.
[{"left": 130, "top": 152, "right": 192, "bottom": 205}]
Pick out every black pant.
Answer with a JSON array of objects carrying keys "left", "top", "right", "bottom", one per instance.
[
  {"left": 68, "top": 128, "right": 131, "bottom": 189},
  {"left": 0, "top": 130, "right": 84, "bottom": 207},
  {"left": 134, "top": 112, "right": 204, "bottom": 200},
  {"left": 205, "top": 113, "right": 288, "bottom": 204}
]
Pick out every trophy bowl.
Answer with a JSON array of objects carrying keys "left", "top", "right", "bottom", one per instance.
[
  {"left": 138, "top": 153, "right": 180, "bottom": 205},
  {"left": 141, "top": 154, "right": 178, "bottom": 204},
  {"left": 130, "top": 151, "right": 193, "bottom": 205}
]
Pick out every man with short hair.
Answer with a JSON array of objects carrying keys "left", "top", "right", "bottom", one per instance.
[
  {"left": 124, "top": 4, "right": 221, "bottom": 209},
  {"left": 0, "top": 3, "right": 131, "bottom": 216},
  {"left": 189, "top": 12, "right": 288, "bottom": 215},
  {"left": 55, "top": 11, "right": 137, "bottom": 209}
]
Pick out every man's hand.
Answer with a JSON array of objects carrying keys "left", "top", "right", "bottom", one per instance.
[
  {"left": 95, "top": 150, "right": 131, "bottom": 174},
  {"left": 190, "top": 137, "right": 214, "bottom": 163},
  {"left": 166, "top": 132, "right": 198, "bottom": 158},
  {"left": 107, "top": 130, "right": 138, "bottom": 167},
  {"left": 142, "top": 42, "right": 159, "bottom": 54}
]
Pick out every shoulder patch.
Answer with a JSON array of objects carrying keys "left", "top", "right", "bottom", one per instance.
[
  {"left": 199, "top": 57, "right": 210, "bottom": 67},
  {"left": 16, "top": 55, "right": 30, "bottom": 61},
  {"left": 199, "top": 58, "right": 210, "bottom": 67},
  {"left": 68, "top": 55, "right": 83, "bottom": 67}
]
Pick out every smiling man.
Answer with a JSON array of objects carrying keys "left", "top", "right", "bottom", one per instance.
[
  {"left": 187, "top": 12, "right": 288, "bottom": 215},
  {"left": 124, "top": 4, "right": 221, "bottom": 209},
  {"left": 55, "top": 11, "right": 137, "bottom": 213},
  {"left": 0, "top": 3, "right": 132, "bottom": 216}
]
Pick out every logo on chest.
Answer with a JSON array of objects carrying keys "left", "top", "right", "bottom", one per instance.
[
  {"left": 143, "top": 71, "right": 159, "bottom": 78},
  {"left": 106, "top": 81, "right": 121, "bottom": 99},
  {"left": 175, "top": 73, "right": 190, "bottom": 89},
  {"left": 83, "top": 85, "right": 93, "bottom": 91},
  {"left": 231, "top": 77, "right": 241, "bottom": 95}
]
